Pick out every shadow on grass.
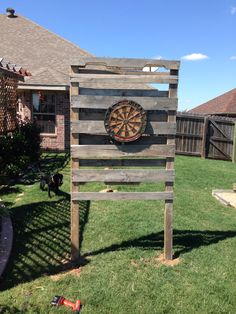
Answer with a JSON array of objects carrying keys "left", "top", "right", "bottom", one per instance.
[
  {"left": 17, "top": 153, "right": 70, "bottom": 185},
  {"left": 83, "top": 229, "right": 236, "bottom": 259},
  {"left": 0, "top": 305, "right": 24, "bottom": 313},
  {"left": 0, "top": 191, "right": 90, "bottom": 291},
  {"left": 0, "top": 186, "right": 23, "bottom": 196}
]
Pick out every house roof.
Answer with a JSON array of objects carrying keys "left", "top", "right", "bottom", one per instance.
[
  {"left": 0, "top": 12, "right": 160, "bottom": 92},
  {"left": 189, "top": 88, "right": 236, "bottom": 115},
  {"left": 0, "top": 13, "right": 92, "bottom": 87}
]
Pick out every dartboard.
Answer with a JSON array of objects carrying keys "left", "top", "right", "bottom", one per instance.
[{"left": 104, "top": 100, "right": 147, "bottom": 143}]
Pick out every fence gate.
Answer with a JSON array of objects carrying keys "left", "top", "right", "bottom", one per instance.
[
  {"left": 206, "top": 117, "right": 235, "bottom": 160},
  {"left": 70, "top": 57, "right": 180, "bottom": 261}
]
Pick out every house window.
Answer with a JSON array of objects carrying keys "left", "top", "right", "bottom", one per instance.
[{"left": 32, "top": 91, "right": 56, "bottom": 134}]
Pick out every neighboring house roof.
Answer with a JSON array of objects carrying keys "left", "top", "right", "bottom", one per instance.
[
  {"left": 0, "top": 57, "right": 31, "bottom": 77},
  {"left": 189, "top": 88, "right": 236, "bottom": 115},
  {"left": 0, "top": 13, "right": 92, "bottom": 87}
]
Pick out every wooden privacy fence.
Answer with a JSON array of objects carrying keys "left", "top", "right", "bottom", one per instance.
[
  {"left": 70, "top": 57, "right": 180, "bottom": 261},
  {"left": 176, "top": 113, "right": 236, "bottom": 161}
]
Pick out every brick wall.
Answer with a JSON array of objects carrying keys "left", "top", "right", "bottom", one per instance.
[
  {"left": 18, "top": 89, "right": 70, "bottom": 151},
  {"left": 0, "top": 71, "right": 19, "bottom": 134}
]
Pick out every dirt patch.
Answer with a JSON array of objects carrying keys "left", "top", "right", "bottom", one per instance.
[
  {"left": 155, "top": 253, "right": 181, "bottom": 266},
  {"left": 49, "top": 255, "right": 86, "bottom": 281},
  {"left": 50, "top": 267, "right": 81, "bottom": 281},
  {"left": 131, "top": 254, "right": 181, "bottom": 269}
]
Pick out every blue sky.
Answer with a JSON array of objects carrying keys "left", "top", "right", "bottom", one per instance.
[{"left": 1, "top": 0, "right": 236, "bottom": 111}]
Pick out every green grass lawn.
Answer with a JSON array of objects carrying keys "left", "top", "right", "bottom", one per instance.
[{"left": 0, "top": 155, "right": 236, "bottom": 313}]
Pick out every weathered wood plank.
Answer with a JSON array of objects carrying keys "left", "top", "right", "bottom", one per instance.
[
  {"left": 71, "top": 95, "right": 177, "bottom": 110},
  {"left": 71, "top": 73, "right": 178, "bottom": 84},
  {"left": 164, "top": 200, "right": 173, "bottom": 260},
  {"left": 71, "top": 57, "right": 180, "bottom": 70},
  {"left": 79, "top": 159, "right": 166, "bottom": 167},
  {"left": 232, "top": 122, "right": 236, "bottom": 163},
  {"left": 71, "top": 144, "right": 175, "bottom": 159},
  {"left": 72, "top": 169, "right": 174, "bottom": 183},
  {"left": 72, "top": 191, "right": 173, "bottom": 201},
  {"left": 201, "top": 116, "right": 209, "bottom": 158},
  {"left": 164, "top": 78, "right": 177, "bottom": 260},
  {"left": 71, "top": 121, "right": 176, "bottom": 135},
  {"left": 79, "top": 88, "right": 169, "bottom": 98},
  {"left": 176, "top": 151, "right": 201, "bottom": 157},
  {"left": 70, "top": 80, "right": 80, "bottom": 262}
]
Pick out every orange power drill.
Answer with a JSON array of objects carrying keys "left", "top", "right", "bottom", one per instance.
[{"left": 51, "top": 295, "right": 81, "bottom": 313}]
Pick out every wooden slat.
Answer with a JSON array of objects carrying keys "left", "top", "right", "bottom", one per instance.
[
  {"left": 72, "top": 169, "right": 174, "bottom": 183},
  {"left": 176, "top": 133, "right": 203, "bottom": 139},
  {"left": 79, "top": 159, "right": 166, "bottom": 167},
  {"left": 164, "top": 68, "right": 178, "bottom": 261},
  {"left": 209, "top": 119, "right": 229, "bottom": 139},
  {"left": 71, "top": 121, "right": 176, "bottom": 135},
  {"left": 71, "top": 57, "right": 180, "bottom": 70},
  {"left": 232, "top": 122, "right": 236, "bottom": 163},
  {"left": 70, "top": 80, "right": 80, "bottom": 262},
  {"left": 79, "top": 88, "right": 169, "bottom": 98},
  {"left": 71, "top": 144, "right": 175, "bottom": 159},
  {"left": 201, "top": 117, "right": 208, "bottom": 158},
  {"left": 72, "top": 192, "right": 173, "bottom": 201},
  {"left": 176, "top": 151, "right": 201, "bottom": 157},
  {"left": 71, "top": 73, "right": 178, "bottom": 84},
  {"left": 165, "top": 76, "right": 177, "bottom": 261},
  {"left": 71, "top": 95, "right": 177, "bottom": 110}
]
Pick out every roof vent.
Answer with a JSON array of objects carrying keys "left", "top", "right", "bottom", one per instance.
[{"left": 6, "top": 8, "right": 17, "bottom": 18}]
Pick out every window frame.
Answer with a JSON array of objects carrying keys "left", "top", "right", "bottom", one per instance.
[{"left": 32, "top": 91, "right": 57, "bottom": 135}]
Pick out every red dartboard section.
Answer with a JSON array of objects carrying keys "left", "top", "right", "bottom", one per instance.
[
  {"left": 70, "top": 57, "right": 180, "bottom": 263},
  {"left": 104, "top": 100, "right": 147, "bottom": 143}
]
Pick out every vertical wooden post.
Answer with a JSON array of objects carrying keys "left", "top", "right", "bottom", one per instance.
[
  {"left": 164, "top": 123, "right": 175, "bottom": 260},
  {"left": 201, "top": 116, "right": 209, "bottom": 158},
  {"left": 232, "top": 121, "right": 236, "bottom": 163},
  {"left": 70, "top": 66, "right": 80, "bottom": 262},
  {"left": 164, "top": 69, "right": 178, "bottom": 260}
]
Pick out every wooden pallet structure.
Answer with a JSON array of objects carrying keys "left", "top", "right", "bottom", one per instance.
[{"left": 70, "top": 57, "right": 180, "bottom": 261}]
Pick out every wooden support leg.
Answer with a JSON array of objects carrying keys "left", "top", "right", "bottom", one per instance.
[
  {"left": 71, "top": 200, "right": 80, "bottom": 262},
  {"left": 70, "top": 77, "right": 80, "bottom": 262},
  {"left": 71, "top": 156, "right": 80, "bottom": 262},
  {"left": 164, "top": 199, "right": 173, "bottom": 260}
]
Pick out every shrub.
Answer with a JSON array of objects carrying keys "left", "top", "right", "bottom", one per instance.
[
  {"left": 0, "top": 202, "right": 9, "bottom": 217},
  {"left": 0, "top": 120, "right": 41, "bottom": 177}
]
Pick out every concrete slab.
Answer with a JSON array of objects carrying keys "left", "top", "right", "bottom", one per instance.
[{"left": 212, "top": 190, "right": 236, "bottom": 208}]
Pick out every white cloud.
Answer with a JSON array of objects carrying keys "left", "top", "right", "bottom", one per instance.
[
  {"left": 181, "top": 53, "right": 209, "bottom": 61},
  {"left": 231, "top": 6, "right": 236, "bottom": 14},
  {"left": 230, "top": 56, "right": 236, "bottom": 60},
  {"left": 153, "top": 56, "right": 162, "bottom": 60}
]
